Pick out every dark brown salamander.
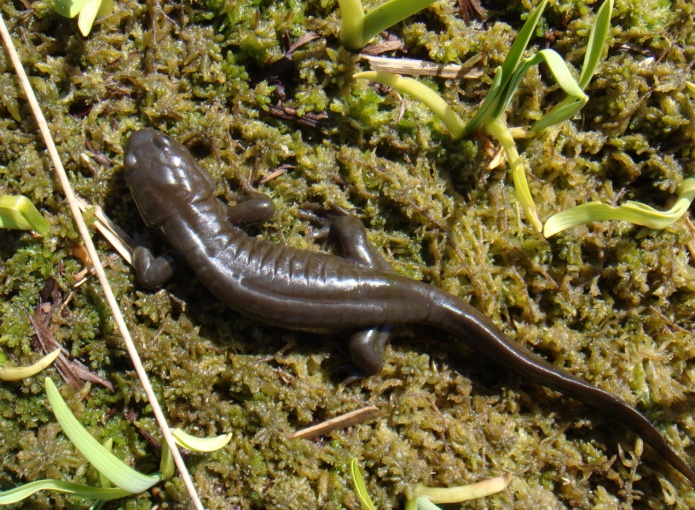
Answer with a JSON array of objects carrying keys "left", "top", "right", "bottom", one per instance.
[{"left": 124, "top": 128, "right": 695, "bottom": 484}]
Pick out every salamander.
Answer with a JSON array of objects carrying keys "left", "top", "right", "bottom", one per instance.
[{"left": 124, "top": 128, "right": 695, "bottom": 484}]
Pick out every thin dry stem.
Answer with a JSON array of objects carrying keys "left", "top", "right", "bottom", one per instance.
[{"left": 360, "top": 54, "right": 483, "bottom": 79}]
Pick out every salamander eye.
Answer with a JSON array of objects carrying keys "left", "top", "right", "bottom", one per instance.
[
  {"left": 153, "top": 134, "right": 172, "bottom": 151},
  {"left": 124, "top": 152, "right": 138, "bottom": 172}
]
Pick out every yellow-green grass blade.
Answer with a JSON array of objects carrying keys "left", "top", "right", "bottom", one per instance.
[
  {"left": 0, "top": 479, "right": 132, "bottom": 504},
  {"left": 354, "top": 71, "right": 466, "bottom": 138},
  {"left": 171, "top": 428, "right": 233, "bottom": 453},
  {"left": 0, "top": 195, "right": 50, "bottom": 236},
  {"left": 544, "top": 177, "right": 695, "bottom": 237},
  {"left": 0, "top": 349, "right": 60, "bottom": 381},
  {"left": 350, "top": 459, "right": 377, "bottom": 510}
]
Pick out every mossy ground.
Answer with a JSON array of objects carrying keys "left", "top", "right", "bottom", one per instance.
[{"left": 0, "top": 0, "right": 694, "bottom": 508}]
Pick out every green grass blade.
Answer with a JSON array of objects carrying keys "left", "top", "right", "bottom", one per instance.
[
  {"left": 354, "top": 71, "right": 466, "bottom": 138},
  {"left": 543, "top": 176, "right": 695, "bottom": 237},
  {"left": 531, "top": 96, "right": 585, "bottom": 132},
  {"left": 499, "top": 0, "right": 548, "bottom": 83},
  {"left": 0, "top": 195, "right": 50, "bottom": 236},
  {"left": 501, "top": 50, "right": 585, "bottom": 124},
  {"left": 528, "top": 49, "right": 588, "bottom": 132},
  {"left": 461, "top": 67, "right": 504, "bottom": 137},
  {"left": 362, "top": 0, "right": 439, "bottom": 48},
  {"left": 77, "top": 0, "right": 110, "bottom": 36},
  {"left": 0, "top": 479, "right": 132, "bottom": 504},
  {"left": 412, "top": 473, "right": 512, "bottom": 503},
  {"left": 493, "top": 55, "right": 542, "bottom": 118},
  {"left": 98, "top": 439, "right": 114, "bottom": 488},
  {"left": 531, "top": 0, "right": 611, "bottom": 132},
  {"left": 578, "top": 0, "right": 614, "bottom": 89},
  {"left": 462, "top": 0, "right": 547, "bottom": 137},
  {"left": 45, "top": 378, "right": 161, "bottom": 494},
  {"left": 350, "top": 459, "right": 377, "bottom": 510},
  {"left": 537, "top": 49, "right": 586, "bottom": 99},
  {"left": 338, "top": 0, "right": 365, "bottom": 50},
  {"left": 159, "top": 442, "right": 176, "bottom": 481}
]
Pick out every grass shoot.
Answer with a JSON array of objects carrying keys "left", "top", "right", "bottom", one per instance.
[
  {"left": 0, "top": 378, "right": 231, "bottom": 505},
  {"left": 53, "top": 0, "right": 113, "bottom": 36},
  {"left": 338, "top": 0, "right": 439, "bottom": 51},
  {"left": 354, "top": 0, "right": 615, "bottom": 233},
  {"left": 543, "top": 176, "right": 695, "bottom": 237},
  {"left": 0, "top": 195, "right": 50, "bottom": 237},
  {"left": 0, "top": 348, "right": 60, "bottom": 381},
  {"left": 350, "top": 458, "right": 512, "bottom": 509}
]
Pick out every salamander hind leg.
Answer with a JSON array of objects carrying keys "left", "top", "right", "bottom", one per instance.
[{"left": 343, "top": 326, "right": 392, "bottom": 383}]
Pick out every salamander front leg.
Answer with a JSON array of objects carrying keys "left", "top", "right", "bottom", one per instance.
[
  {"left": 328, "top": 215, "right": 396, "bottom": 274},
  {"left": 225, "top": 192, "right": 275, "bottom": 227},
  {"left": 132, "top": 246, "right": 176, "bottom": 290}
]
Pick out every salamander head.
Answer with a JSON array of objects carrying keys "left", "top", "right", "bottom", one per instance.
[{"left": 124, "top": 129, "right": 216, "bottom": 227}]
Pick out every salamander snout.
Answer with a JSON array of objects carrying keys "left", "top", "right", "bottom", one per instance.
[{"left": 124, "top": 129, "right": 173, "bottom": 174}]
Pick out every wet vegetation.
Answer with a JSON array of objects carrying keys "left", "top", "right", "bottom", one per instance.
[{"left": 0, "top": 0, "right": 694, "bottom": 507}]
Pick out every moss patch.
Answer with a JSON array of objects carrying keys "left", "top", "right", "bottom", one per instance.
[{"left": 0, "top": 0, "right": 694, "bottom": 507}]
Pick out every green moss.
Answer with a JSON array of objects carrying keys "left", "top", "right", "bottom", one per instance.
[{"left": 1, "top": 0, "right": 695, "bottom": 508}]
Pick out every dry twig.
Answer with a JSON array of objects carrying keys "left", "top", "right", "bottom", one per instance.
[{"left": 287, "top": 405, "right": 382, "bottom": 440}]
